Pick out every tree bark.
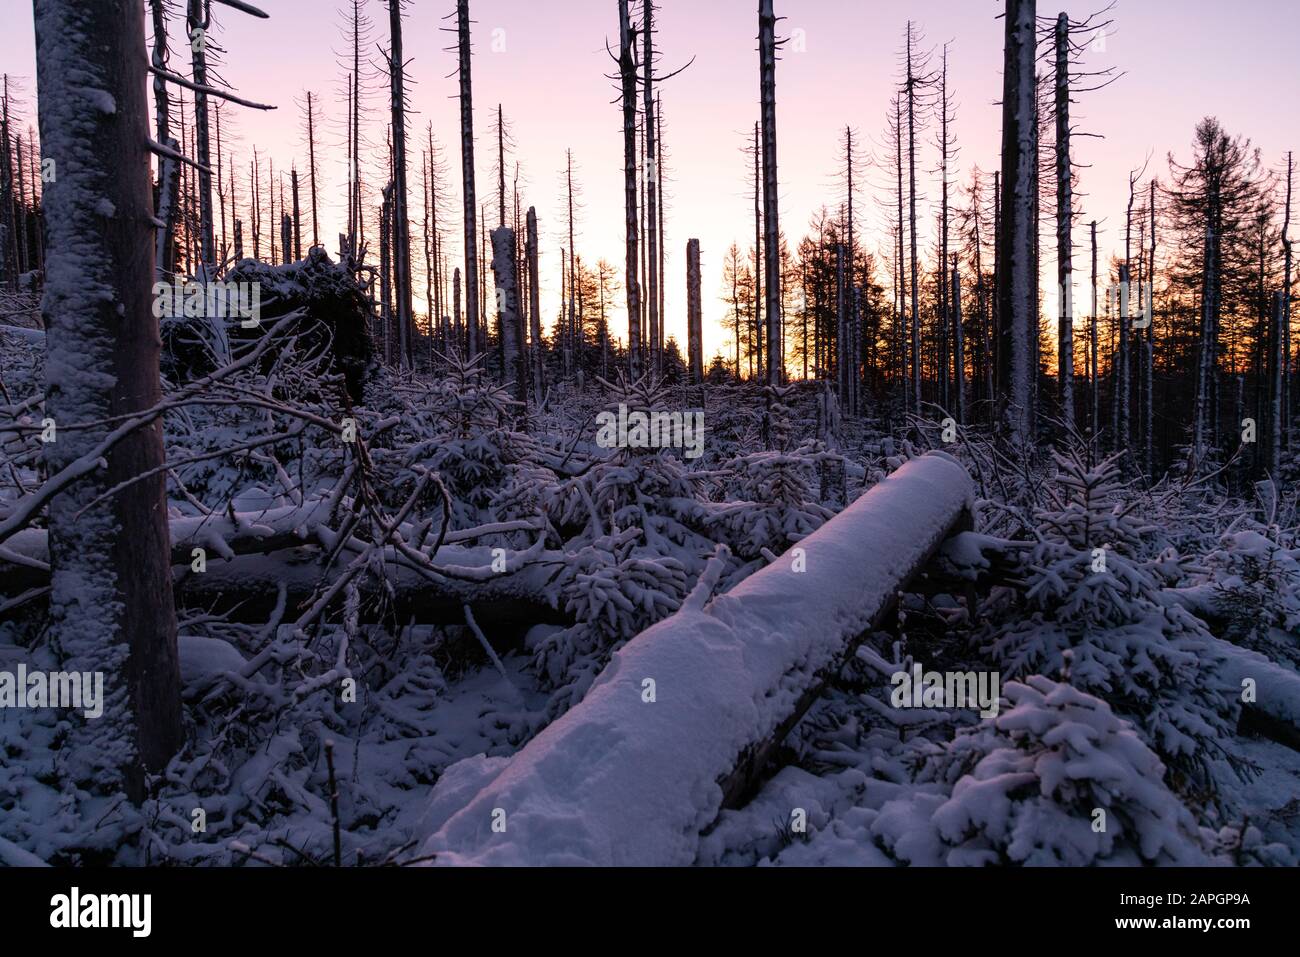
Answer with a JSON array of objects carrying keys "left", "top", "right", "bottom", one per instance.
[
  {"left": 996, "top": 0, "right": 1037, "bottom": 444},
  {"left": 687, "top": 237, "right": 703, "bottom": 383},
  {"left": 759, "top": 0, "right": 782, "bottom": 385},
  {"left": 34, "top": 0, "right": 182, "bottom": 798},
  {"left": 456, "top": 0, "right": 480, "bottom": 359},
  {"left": 1054, "top": 13, "right": 1074, "bottom": 428},
  {"left": 618, "top": 0, "right": 641, "bottom": 377}
]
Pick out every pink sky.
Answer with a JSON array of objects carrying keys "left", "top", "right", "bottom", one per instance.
[{"left": 3, "top": 1, "right": 1297, "bottom": 361}]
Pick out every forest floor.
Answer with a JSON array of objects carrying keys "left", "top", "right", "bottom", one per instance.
[{"left": 2, "top": 308, "right": 1299, "bottom": 867}]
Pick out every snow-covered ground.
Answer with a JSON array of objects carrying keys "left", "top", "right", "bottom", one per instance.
[{"left": 2, "top": 311, "right": 1299, "bottom": 867}]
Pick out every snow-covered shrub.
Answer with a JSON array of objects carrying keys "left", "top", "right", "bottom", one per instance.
[
  {"left": 1206, "top": 527, "right": 1300, "bottom": 667},
  {"left": 985, "top": 450, "right": 1239, "bottom": 797},
  {"left": 908, "top": 676, "right": 1210, "bottom": 866}
]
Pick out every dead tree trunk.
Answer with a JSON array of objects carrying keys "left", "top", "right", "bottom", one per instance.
[
  {"left": 996, "top": 0, "right": 1037, "bottom": 444},
  {"left": 187, "top": 0, "right": 215, "bottom": 267},
  {"left": 643, "top": 1, "right": 660, "bottom": 378},
  {"left": 526, "top": 206, "right": 544, "bottom": 404},
  {"left": 34, "top": 0, "right": 183, "bottom": 798},
  {"left": 759, "top": 0, "right": 782, "bottom": 385},
  {"left": 386, "top": 0, "right": 414, "bottom": 367},
  {"left": 149, "top": 0, "right": 179, "bottom": 281},
  {"left": 1054, "top": 13, "right": 1074, "bottom": 428},
  {"left": 952, "top": 254, "right": 965, "bottom": 423},
  {"left": 490, "top": 226, "right": 526, "bottom": 405},
  {"left": 455, "top": 0, "right": 480, "bottom": 358},
  {"left": 618, "top": 0, "right": 642, "bottom": 377},
  {"left": 687, "top": 237, "right": 703, "bottom": 383}
]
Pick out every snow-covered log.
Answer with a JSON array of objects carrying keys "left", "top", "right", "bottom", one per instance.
[
  {"left": 0, "top": 503, "right": 567, "bottom": 630},
  {"left": 420, "top": 453, "right": 974, "bottom": 865}
]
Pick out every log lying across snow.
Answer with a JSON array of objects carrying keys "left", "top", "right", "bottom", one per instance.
[
  {"left": 0, "top": 499, "right": 567, "bottom": 632},
  {"left": 420, "top": 452, "right": 974, "bottom": 866}
]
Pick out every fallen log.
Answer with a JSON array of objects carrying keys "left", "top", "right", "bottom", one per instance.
[
  {"left": 173, "top": 546, "right": 567, "bottom": 637},
  {"left": 0, "top": 500, "right": 567, "bottom": 634},
  {"left": 418, "top": 452, "right": 975, "bottom": 866}
]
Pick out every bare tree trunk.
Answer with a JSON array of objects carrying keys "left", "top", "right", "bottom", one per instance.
[
  {"left": 1054, "top": 13, "right": 1074, "bottom": 428},
  {"left": 306, "top": 91, "right": 319, "bottom": 249},
  {"left": 687, "top": 237, "right": 703, "bottom": 384},
  {"left": 618, "top": 0, "right": 641, "bottom": 376},
  {"left": 526, "top": 206, "right": 543, "bottom": 403},
  {"left": 1080, "top": 220, "right": 1094, "bottom": 443},
  {"left": 386, "top": 0, "right": 413, "bottom": 367},
  {"left": 1271, "top": 290, "right": 1284, "bottom": 473},
  {"left": 34, "top": 0, "right": 182, "bottom": 798},
  {"left": 759, "top": 1, "right": 781, "bottom": 384},
  {"left": 905, "top": 24, "right": 922, "bottom": 411},
  {"left": 149, "top": 0, "right": 179, "bottom": 281},
  {"left": 380, "top": 184, "right": 392, "bottom": 363},
  {"left": 752, "top": 122, "right": 763, "bottom": 383},
  {"left": 996, "top": 0, "right": 1036, "bottom": 444},
  {"left": 1144, "top": 182, "right": 1156, "bottom": 471},
  {"left": 456, "top": 0, "right": 480, "bottom": 358},
  {"left": 0, "top": 79, "right": 15, "bottom": 291},
  {"left": 491, "top": 226, "right": 526, "bottom": 405},
  {"left": 291, "top": 168, "right": 302, "bottom": 261},
  {"left": 187, "top": 0, "right": 214, "bottom": 267},
  {"left": 643, "top": 1, "right": 660, "bottom": 378},
  {"left": 1284, "top": 152, "right": 1294, "bottom": 451},
  {"left": 952, "top": 254, "right": 965, "bottom": 423},
  {"left": 453, "top": 265, "right": 462, "bottom": 352}
]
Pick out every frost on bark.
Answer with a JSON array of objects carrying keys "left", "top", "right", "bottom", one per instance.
[
  {"left": 686, "top": 237, "right": 703, "bottom": 383},
  {"left": 996, "top": 0, "right": 1037, "bottom": 444},
  {"left": 758, "top": 0, "right": 782, "bottom": 385},
  {"left": 34, "top": 0, "right": 182, "bottom": 797}
]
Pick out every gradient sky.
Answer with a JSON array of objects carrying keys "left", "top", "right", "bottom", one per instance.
[{"left": 3, "top": 1, "right": 1297, "bottom": 361}]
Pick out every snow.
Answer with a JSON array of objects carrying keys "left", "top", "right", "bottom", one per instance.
[{"left": 419, "top": 453, "right": 972, "bottom": 865}]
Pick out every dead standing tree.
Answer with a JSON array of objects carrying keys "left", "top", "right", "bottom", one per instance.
[
  {"left": 758, "top": 0, "right": 782, "bottom": 385},
  {"left": 447, "top": 0, "right": 480, "bottom": 358},
  {"left": 1041, "top": 6, "right": 1118, "bottom": 435},
  {"left": 613, "top": 0, "right": 642, "bottom": 377},
  {"left": 996, "top": 0, "right": 1038, "bottom": 445},
  {"left": 382, "top": 0, "right": 415, "bottom": 368},
  {"left": 33, "top": 0, "right": 189, "bottom": 799}
]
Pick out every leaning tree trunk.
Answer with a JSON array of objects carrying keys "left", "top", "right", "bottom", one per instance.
[
  {"left": 34, "top": 0, "right": 182, "bottom": 800},
  {"left": 758, "top": 0, "right": 782, "bottom": 385},
  {"left": 618, "top": 0, "right": 642, "bottom": 377},
  {"left": 996, "top": 0, "right": 1037, "bottom": 445},
  {"left": 456, "top": 0, "right": 480, "bottom": 359},
  {"left": 1054, "top": 13, "right": 1074, "bottom": 428}
]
